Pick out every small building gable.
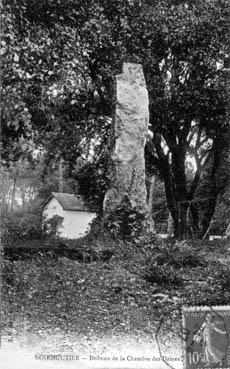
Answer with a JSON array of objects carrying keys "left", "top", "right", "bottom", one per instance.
[
  {"left": 42, "top": 192, "right": 97, "bottom": 239},
  {"left": 43, "top": 197, "right": 64, "bottom": 218},
  {"left": 42, "top": 192, "right": 94, "bottom": 212}
]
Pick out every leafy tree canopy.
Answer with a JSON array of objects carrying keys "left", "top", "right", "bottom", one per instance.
[{"left": 2, "top": 0, "right": 229, "bottom": 238}]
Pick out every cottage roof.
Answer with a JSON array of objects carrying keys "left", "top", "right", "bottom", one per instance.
[{"left": 42, "top": 192, "right": 95, "bottom": 212}]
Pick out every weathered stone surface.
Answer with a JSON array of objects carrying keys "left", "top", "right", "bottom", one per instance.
[{"left": 103, "top": 63, "right": 154, "bottom": 233}]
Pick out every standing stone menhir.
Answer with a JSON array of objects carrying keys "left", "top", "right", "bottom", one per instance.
[{"left": 103, "top": 63, "right": 155, "bottom": 234}]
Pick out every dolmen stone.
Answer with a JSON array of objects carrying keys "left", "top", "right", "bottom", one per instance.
[{"left": 103, "top": 63, "right": 155, "bottom": 235}]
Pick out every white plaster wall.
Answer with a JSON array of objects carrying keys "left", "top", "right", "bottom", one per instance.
[
  {"left": 43, "top": 198, "right": 96, "bottom": 239},
  {"left": 43, "top": 198, "right": 65, "bottom": 219},
  {"left": 61, "top": 210, "right": 97, "bottom": 239}
]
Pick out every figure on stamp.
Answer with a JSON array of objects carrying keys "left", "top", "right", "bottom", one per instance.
[{"left": 194, "top": 313, "right": 227, "bottom": 366}]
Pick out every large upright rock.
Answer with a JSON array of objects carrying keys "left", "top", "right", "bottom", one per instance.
[{"left": 103, "top": 63, "right": 154, "bottom": 234}]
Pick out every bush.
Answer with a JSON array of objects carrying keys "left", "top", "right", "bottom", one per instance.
[
  {"left": 142, "top": 240, "right": 208, "bottom": 289},
  {"left": 143, "top": 240, "right": 207, "bottom": 270},
  {"left": 103, "top": 196, "right": 148, "bottom": 241},
  {"left": 2, "top": 209, "right": 44, "bottom": 244},
  {"left": 143, "top": 263, "right": 183, "bottom": 288},
  {"left": 156, "top": 241, "right": 208, "bottom": 268},
  {"left": 42, "top": 215, "right": 64, "bottom": 238},
  {"left": 2, "top": 208, "right": 63, "bottom": 245}
]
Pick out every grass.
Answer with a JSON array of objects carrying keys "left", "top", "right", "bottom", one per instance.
[{"left": 1, "top": 236, "right": 230, "bottom": 350}]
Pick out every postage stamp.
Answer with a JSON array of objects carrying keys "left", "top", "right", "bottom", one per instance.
[{"left": 182, "top": 306, "right": 230, "bottom": 369}]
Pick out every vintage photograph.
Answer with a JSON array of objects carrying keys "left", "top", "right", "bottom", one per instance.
[{"left": 1, "top": 1, "right": 229, "bottom": 368}]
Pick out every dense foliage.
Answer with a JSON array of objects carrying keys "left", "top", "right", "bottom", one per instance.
[
  {"left": 2, "top": 207, "right": 63, "bottom": 244},
  {"left": 2, "top": 0, "right": 229, "bottom": 238}
]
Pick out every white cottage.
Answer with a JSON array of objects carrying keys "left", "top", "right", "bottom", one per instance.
[{"left": 42, "top": 192, "right": 97, "bottom": 239}]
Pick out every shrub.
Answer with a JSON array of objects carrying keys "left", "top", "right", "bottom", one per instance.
[
  {"left": 103, "top": 196, "right": 147, "bottom": 240},
  {"left": 142, "top": 240, "right": 208, "bottom": 289},
  {"left": 152, "top": 240, "right": 207, "bottom": 269},
  {"left": 42, "top": 215, "right": 64, "bottom": 238},
  {"left": 143, "top": 262, "right": 183, "bottom": 288},
  {"left": 2, "top": 209, "right": 44, "bottom": 244},
  {"left": 2, "top": 208, "right": 63, "bottom": 245}
]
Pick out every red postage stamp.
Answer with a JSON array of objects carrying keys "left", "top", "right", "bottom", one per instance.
[{"left": 182, "top": 306, "right": 230, "bottom": 369}]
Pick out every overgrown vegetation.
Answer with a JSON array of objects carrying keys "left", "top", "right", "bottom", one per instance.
[
  {"left": 2, "top": 208, "right": 63, "bottom": 245},
  {"left": 2, "top": 236, "right": 230, "bottom": 345},
  {"left": 102, "top": 197, "right": 151, "bottom": 240}
]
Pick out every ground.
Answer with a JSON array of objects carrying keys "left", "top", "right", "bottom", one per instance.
[{"left": 1, "top": 237, "right": 230, "bottom": 368}]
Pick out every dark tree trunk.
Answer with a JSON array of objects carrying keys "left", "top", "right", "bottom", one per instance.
[
  {"left": 201, "top": 137, "right": 223, "bottom": 237},
  {"left": 162, "top": 163, "right": 180, "bottom": 238},
  {"left": 177, "top": 201, "right": 190, "bottom": 239},
  {"left": 190, "top": 203, "right": 200, "bottom": 236},
  {"left": 202, "top": 195, "right": 218, "bottom": 237},
  {"left": 171, "top": 146, "right": 189, "bottom": 239},
  {"left": 149, "top": 126, "right": 226, "bottom": 240}
]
